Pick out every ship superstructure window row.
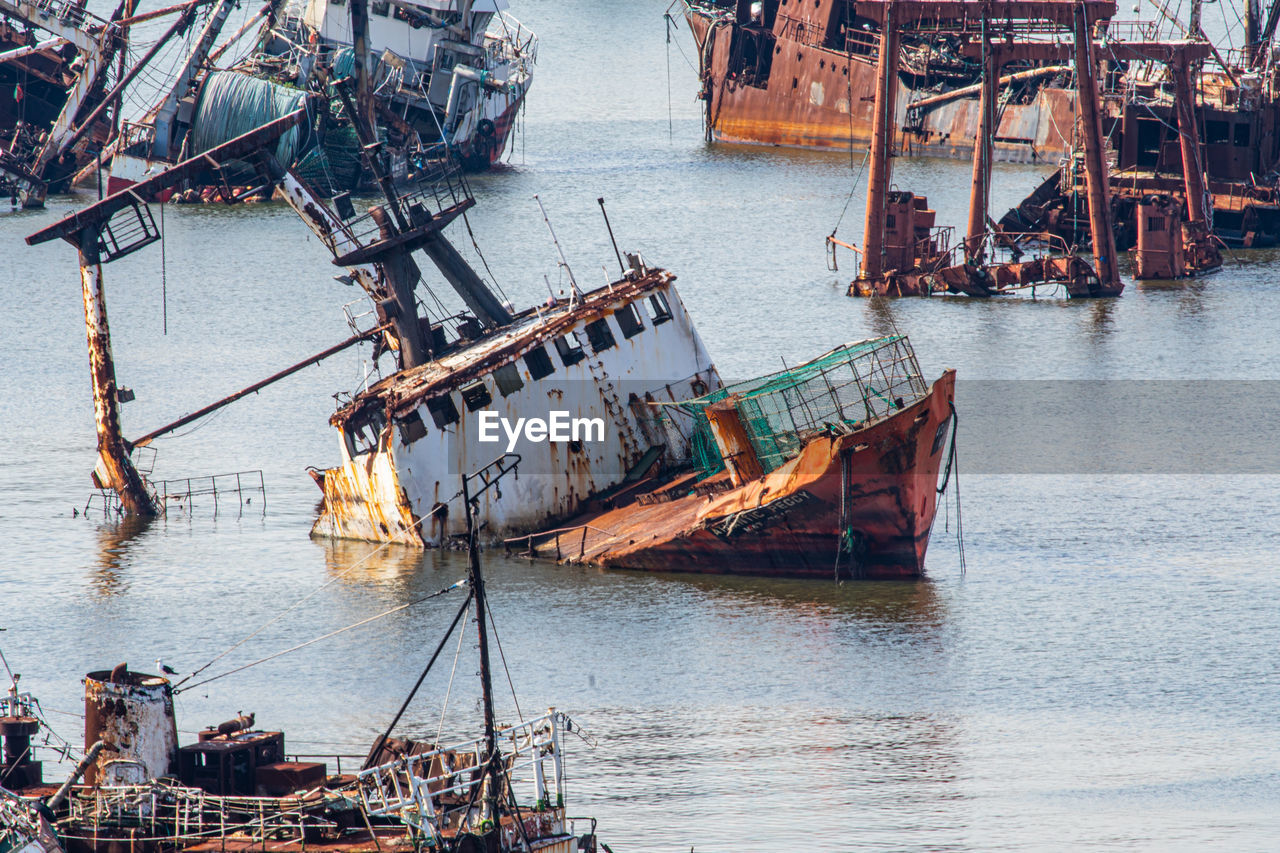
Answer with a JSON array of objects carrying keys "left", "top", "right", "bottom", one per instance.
[
  {"left": 585, "top": 318, "right": 616, "bottom": 353},
  {"left": 380, "top": 301, "right": 668, "bottom": 452}
]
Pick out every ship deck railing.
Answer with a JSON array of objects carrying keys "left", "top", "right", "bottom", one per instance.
[
  {"left": 356, "top": 711, "right": 568, "bottom": 838},
  {"left": 504, "top": 524, "right": 615, "bottom": 560},
  {"left": 83, "top": 470, "right": 267, "bottom": 519}
]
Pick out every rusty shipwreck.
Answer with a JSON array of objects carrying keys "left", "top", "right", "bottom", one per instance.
[
  {"left": 101, "top": 0, "right": 534, "bottom": 199},
  {"left": 0, "top": 502, "right": 609, "bottom": 853},
  {"left": 1, "top": 0, "right": 136, "bottom": 207},
  {"left": 682, "top": 0, "right": 1117, "bottom": 163},
  {"left": 511, "top": 336, "right": 958, "bottom": 581}
]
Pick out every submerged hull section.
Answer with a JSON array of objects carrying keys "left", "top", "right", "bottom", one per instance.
[{"left": 534, "top": 370, "right": 956, "bottom": 580}]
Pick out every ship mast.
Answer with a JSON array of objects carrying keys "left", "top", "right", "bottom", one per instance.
[{"left": 459, "top": 454, "right": 521, "bottom": 828}]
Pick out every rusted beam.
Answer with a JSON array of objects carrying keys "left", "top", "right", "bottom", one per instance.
[
  {"left": 908, "top": 64, "right": 1071, "bottom": 115},
  {"left": 953, "top": 39, "right": 1212, "bottom": 64},
  {"left": 131, "top": 325, "right": 392, "bottom": 448},
  {"left": 858, "top": 2, "right": 900, "bottom": 283},
  {"left": 849, "top": 1, "right": 1117, "bottom": 28},
  {"left": 27, "top": 110, "right": 305, "bottom": 248},
  {"left": 1171, "top": 59, "right": 1208, "bottom": 228},
  {"left": 209, "top": 1, "right": 272, "bottom": 64},
  {"left": 115, "top": 0, "right": 206, "bottom": 27},
  {"left": 79, "top": 226, "right": 156, "bottom": 515},
  {"left": 349, "top": 0, "right": 377, "bottom": 142},
  {"left": 1072, "top": 1, "right": 1122, "bottom": 295},
  {"left": 0, "top": 36, "right": 68, "bottom": 64},
  {"left": 966, "top": 40, "right": 998, "bottom": 262}
]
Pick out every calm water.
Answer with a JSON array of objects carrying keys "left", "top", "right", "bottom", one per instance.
[{"left": 3, "top": 1, "right": 1279, "bottom": 849}]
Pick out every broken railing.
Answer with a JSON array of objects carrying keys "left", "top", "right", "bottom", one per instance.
[
  {"left": 684, "top": 336, "right": 928, "bottom": 476},
  {"left": 356, "top": 711, "right": 569, "bottom": 842},
  {"left": 504, "top": 524, "right": 614, "bottom": 561},
  {"left": 83, "top": 470, "right": 267, "bottom": 519}
]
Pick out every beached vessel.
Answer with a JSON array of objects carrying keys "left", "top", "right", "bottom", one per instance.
[{"left": 512, "top": 336, "right": 957, "bottom": 580}]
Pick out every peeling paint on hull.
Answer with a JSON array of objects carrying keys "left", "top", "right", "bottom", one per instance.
[{"left": 531, "top": 370, "right": 957, "bottom": 580}]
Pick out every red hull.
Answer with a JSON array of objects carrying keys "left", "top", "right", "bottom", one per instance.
[{"left": 536, "top": 370, "right": 957, "bottom": 580}]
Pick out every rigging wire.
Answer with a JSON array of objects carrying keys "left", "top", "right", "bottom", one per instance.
[
  {"left": 174, "top": 511, "right": 450, "bottom": 690},
  {"left": 175, "top": 577, "right": 468, "bottom": 694},
  {"left": 665, "top": 13, "right": 674, "bottom": 141},
  {"left": 362, "top": 590, "right": 475, "bottom": 769},
  {"left": 434, "top": 599, "right": 472, "bottom": 749},
  {"left": 482, "top": 595, "right": 523, "bottom": 725}
]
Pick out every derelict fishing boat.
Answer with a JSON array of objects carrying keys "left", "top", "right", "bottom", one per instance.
[
  {"left": 247, "top": 0, "right": 535, "bottom": 172},
  {"left": 511, "top": 336, "right": 957, "bottom": 580},
  {"left": 27, "top": 111, "right": 956, "bottom": 580},
  {"left": 0, "top": 487, "right": 608, "bottom": 853}
]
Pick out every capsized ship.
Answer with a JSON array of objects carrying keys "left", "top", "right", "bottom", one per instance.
[{"left": 511, "top": 336, "right": 957, "bottom": 580}]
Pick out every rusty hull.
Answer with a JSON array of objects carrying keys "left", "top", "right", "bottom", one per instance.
[
  {"left": 527, "top": 370, "right": 956, "bottom": 580},
  {"left": 689, "top": 4, "right": 1088, "bottom": 164}
]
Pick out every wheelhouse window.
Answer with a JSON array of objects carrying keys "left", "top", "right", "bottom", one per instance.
[
  {"left": 397, "top": 410, "right": 427, "bottom": 445},
  {"left": 460, "top": 380, "right": 492, "bottom": 412},
  {"left": 615, "top": 302, "right": 645, "bottom": 338},
  {"left": 524, "top": 345, "right": 555, "bottom": 380},
  {"left": 584, "top": 318, "right": 616, "bottom": 353},
  {"left": 371, "top": 0, "right": 390, "bottom": 16},
  {"left": 646, "top": 292, "right": 672, "bottom": 326},
  {"left": 554, "top": 333, "right": 586, "bottom": 366},
  {"left": 426, "top": 395, "right": 460, "bottom": 428},
  {"left": 344, "top": 410, "right": 386, "bottom": 458},
  {"left": 493, "top": 363, "right": 524, "bottom": 397}
]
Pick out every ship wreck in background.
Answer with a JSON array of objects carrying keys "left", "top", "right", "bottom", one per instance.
[
  {"left": 1, "top": 0, "right": 136, "bottom": 207},
  {"left": 103, "top": 0, "right": 535, "bottom": 196},
  {"left": 682, "top": 0, "right": 1112, "bottom": 163},
  {"left": 822, "top": 0, "right": 1226, "bottom": 293},
  {"left": 684, "top": 0, "right": 1280, "bottom": 264}
]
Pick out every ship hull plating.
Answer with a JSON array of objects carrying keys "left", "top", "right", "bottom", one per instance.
[
  {"left": 688, "top": 5, "right": 1075, "bottom": 164},
  {"left": 528, "top": 370, "right": 957, "bottom": 580}
]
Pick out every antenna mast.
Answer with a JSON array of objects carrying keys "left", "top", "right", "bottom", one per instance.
[{"left": 533, "top": 195, "right": 582, "bottom": 300}]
